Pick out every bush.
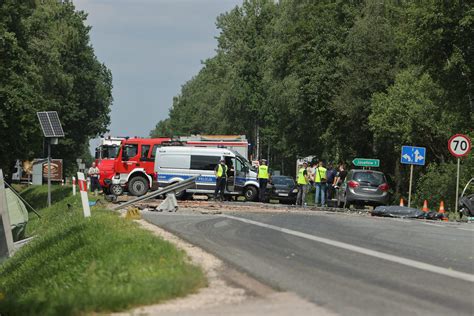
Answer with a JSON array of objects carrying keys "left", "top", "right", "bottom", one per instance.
[{"left": 415, "top": 155, "right": 474, "bottom": 212}]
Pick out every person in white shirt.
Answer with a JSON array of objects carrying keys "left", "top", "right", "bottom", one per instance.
[{"left": 88, "top": 162, "right": 100, "bottom": 196}]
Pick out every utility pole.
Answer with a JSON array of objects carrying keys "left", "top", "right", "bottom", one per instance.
[{"left": 255, "top": 122, "right": 260, "bottom": 161}]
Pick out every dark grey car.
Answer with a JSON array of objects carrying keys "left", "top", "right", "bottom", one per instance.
[
  {"left": 336, "top": 169, "right": 390, "bottom": 208},
  {"left": 269, "top": 176, "right": 298, "bottom": 204}
]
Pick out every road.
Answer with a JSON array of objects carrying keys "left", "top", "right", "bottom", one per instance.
[{"left": 142, "top": 208, "right": 474, "bottom": 316}]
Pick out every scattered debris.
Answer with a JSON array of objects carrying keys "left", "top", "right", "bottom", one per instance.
[
  {"left": 105, "top": 194, "right": 118, "bottom": 203},
  {"left": 200, "top": 210, "right": 222, "bottom": 215},
  {"left": 157, "top": 193, "right": 178, "bottom": 212},
  {"left": 125, "top": 207, "right": 141, "bottom": 220}
]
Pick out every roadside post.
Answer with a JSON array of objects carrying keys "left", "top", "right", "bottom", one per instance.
[
  {"left": 0, "top": 169, "right": 14, "bottom": 260},
  {"left": 72, "top": 176, "right": 76, "bottom": 196},
  {"left": 352, "top": 158, "right": 380, "bottom": 169},
  {"left": 448, "top": 134, "right": 472, "bottom": 214},
  {"left": 401, "top": 146, "right": 426, "bottom": 208},
  {"left": 77, "top": 172, "right": 91, "bottom": 218}
]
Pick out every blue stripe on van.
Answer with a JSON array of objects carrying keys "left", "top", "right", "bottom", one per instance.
[
  {"left": 158, "top": 174, "right": 216, "bottom": 183},
  {"left": 158, "top": 173, "right": 251, "bottom": 185}
]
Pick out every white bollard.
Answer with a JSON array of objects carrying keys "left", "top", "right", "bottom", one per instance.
[
  {"left": 72, "top": 176, "right": 76, "bottom": 196},
  {"left": 77, "top": 172, "right": 91, "bottom": 218}
]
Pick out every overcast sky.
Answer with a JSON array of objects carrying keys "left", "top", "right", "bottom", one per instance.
[{"left": 73, "top": 0, "right": 242, "bottom": 150}]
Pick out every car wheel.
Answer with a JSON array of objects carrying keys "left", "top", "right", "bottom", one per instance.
[
  {"left": 244, "top": 186, "right": 258, "bottom": 201},
  {"left": 128, "top": 176, "right": 148, "bottom": 196},
  {"left": 110, "top": 184, "right": 123, "bottom": 196}
]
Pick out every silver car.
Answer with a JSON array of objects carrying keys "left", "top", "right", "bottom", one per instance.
[{"left": 336, "top": 169, "right": 390, "bottom": 208}]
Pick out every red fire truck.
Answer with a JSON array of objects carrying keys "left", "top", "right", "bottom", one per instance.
[{"left": 107, "top": 137, "right": 170, "bottom": 196}]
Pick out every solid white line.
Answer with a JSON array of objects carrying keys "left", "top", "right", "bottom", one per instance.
[
  {"left": 456, "top": 227, "right": 474, "bottom": 232},
  {"left": 221, "top": 214, "right": 474, "bottom": 283},
  {"left": 420, "top": 221, "right": 474, "bottom": 232}
]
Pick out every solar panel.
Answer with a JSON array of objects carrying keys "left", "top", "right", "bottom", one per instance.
[{"left": 37, "top": 111, "right": 65, "bottom": 138}]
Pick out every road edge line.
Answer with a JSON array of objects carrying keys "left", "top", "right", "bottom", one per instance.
[{"left": 221, "top": 214, "right": 474, "bottom": 283}]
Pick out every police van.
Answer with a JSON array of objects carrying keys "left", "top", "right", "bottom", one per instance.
[{"left": 154, "top": 146, "right": 261, "bottom": 200}]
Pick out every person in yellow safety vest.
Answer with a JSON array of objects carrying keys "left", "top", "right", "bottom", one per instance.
[
  {"left": 296, "top": 161, "right": 309, "bottom": 206},
  {"left": 214, "top": 158, "right": 228, "bottom": 201},
  {"left": 314, "top": 160, "right": 327, "bottom": 207},
  {"left": 257, "top": 159, "right": 270, "bottom": 203}
]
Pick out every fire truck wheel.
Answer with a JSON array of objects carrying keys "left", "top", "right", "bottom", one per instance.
[
  {"left": 244, "top": 186, "right": 258, "bottom": 201},
  {"left": 128, "top": 176, "right": 149, "bottom": 196},
  {"left": 110, "top": 184, "right": 123, "bottom": 196}
]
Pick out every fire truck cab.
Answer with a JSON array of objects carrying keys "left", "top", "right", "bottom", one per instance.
[
  {"left": 95, "top": 137, "right": 123, "bottom": 191},
  {"left": 110, "top": 137, "right": 170, "bottom": 196}
]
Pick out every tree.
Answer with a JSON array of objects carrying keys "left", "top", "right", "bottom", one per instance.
[
  {"left": 0, "top": 0, "right": 112, "bottom": 175},
  {"left": 149, "top": 0, "right": 472, "bottom": 205},
  {"left": 330, "top": 1, "right": 399, "bottom": 160}
]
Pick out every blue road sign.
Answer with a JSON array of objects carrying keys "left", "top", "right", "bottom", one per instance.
[{"left": 401, "top": 146, "right": 426, "bottom": 165}]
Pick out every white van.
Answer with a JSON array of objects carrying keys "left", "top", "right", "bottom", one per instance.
[{"left": 154, "top": 146, "right": 260, "bottom": 200}]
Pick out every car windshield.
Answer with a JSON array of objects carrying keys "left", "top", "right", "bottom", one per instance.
[
  {"left": 272, "top": 177, "right": 295, "bottom": 186},
  {"left": 122, "top": 144, "right": 138, "bottom": 158},
  {"left": 102, "top": 145, "right": 119, "bottom": 159},
  {"left": 237, "top": 153, "right": 257, "bottom": 172},
  {"left": 353, "top": 172, "right": 385, "bottom": 186}
]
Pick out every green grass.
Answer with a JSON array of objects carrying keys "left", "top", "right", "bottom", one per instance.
[{"left": 0, "top": 186, "right": 206, "bottom": 315}]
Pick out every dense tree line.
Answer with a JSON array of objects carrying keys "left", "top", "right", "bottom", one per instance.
[
  {"left": 0, "top": 0, "right": 112, "bottom": 175},
  {"left": 152, "top": 0, "right": 473, "bottom": 208}
]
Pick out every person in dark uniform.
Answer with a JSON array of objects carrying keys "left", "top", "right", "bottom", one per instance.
[{"left": 214, "top": 159, "right": 227, "bottom": 201}]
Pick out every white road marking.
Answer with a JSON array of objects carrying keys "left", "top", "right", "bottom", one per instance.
[
  {"left": 221, "top": 214, "right": 474, "bottom": 283},
  {"left": 420, "top": 221, "right": 474, "bottom": 232},
  {"left": 456, "top": 227, "right": 474, "bottom": 232}
]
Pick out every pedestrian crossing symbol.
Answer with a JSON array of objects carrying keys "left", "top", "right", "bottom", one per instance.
[{"left": 401, "top": 146, "right": 426, "bottom": 165}]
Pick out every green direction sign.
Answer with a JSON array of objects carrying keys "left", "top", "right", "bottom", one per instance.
[{"left": 352, "top": 158, "right": 380, "bottom": 167}]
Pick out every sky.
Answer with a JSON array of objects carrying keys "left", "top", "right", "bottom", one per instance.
[{"left": 73, "top": 0, "right": 242, "bottom": 150}]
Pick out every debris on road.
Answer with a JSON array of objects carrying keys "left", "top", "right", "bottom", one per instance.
[
  {"left": 157, "top": 193, "right": 178, "bottom": 212},
  {"left": 125, "top": 207, "right": 141, "bottom": 220},
  {"left": 371, "top": 205, "right": 447, "bottom": 220}
]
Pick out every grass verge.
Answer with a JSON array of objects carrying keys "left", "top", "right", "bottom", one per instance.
[{"left": 0, "top": 185, "right": 206, "bottom": 315}]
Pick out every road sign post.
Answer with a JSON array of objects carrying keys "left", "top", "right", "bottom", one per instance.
[
  {"left": 37, "top": 111, "right": 65, "bottom": 208},
  {"left": 401, "top": 146, "right": 427, "bottom": 208},
  {"left": 352, "top": 158, "right": 380, "bottom": 168},
  {"left": 448, "top": 134, "right": 472, "bottom": 214},
  {"left": 408, "top": 164, "right": 414, "bottom": 208}
]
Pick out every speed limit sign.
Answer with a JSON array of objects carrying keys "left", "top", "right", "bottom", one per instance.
[{"left": 448, "top": 134, "right": 471, "bottom": 157}]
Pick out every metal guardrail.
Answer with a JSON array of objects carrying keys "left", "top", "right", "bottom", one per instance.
[{"left": 112, "top": 175, "right": 200, "bottom": 210}]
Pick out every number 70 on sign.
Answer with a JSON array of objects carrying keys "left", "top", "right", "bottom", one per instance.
[{"left": 448, "top": 134, "right": 471, "bottom": 158}]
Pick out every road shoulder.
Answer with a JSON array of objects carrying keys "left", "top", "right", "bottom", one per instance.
[{"left": 114, "top": 216, "right": 336, "bottom": 316}]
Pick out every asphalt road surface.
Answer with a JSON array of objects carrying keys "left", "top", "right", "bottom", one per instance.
[{"left": 143, "top": 209, "right": 474, "bottom": 316}]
